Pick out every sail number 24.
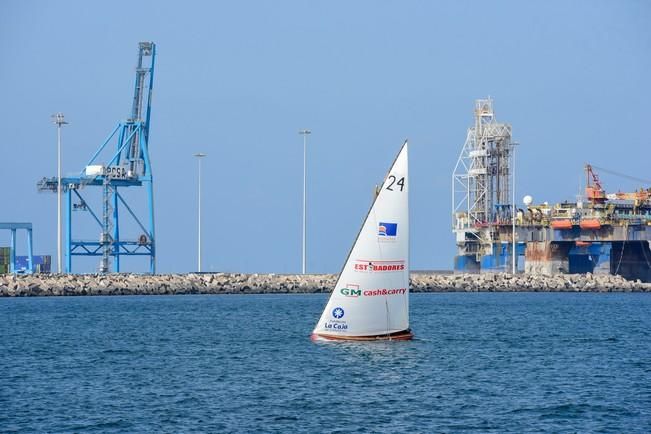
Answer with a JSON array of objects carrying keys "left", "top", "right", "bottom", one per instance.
[{"left": 386, "top": 175, "right": 405, "bottom": 192}]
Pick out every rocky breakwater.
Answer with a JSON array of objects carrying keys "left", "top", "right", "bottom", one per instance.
[
  {"left": 0, "top": 273, "right": 337, "bottom": 297},
  {"left": 409, "top": 272, "right": 651, "bottom": 292},
  {"left": 0, "top": 272, "right": 649, "bottom": 297}
]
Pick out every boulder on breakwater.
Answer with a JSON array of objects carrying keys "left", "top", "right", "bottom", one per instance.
[{"left": 0, "top": 272, "right": 649, "bottom": 297}]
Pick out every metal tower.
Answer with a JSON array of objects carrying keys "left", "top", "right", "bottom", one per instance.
[
  {"left": 38, "top": 42, "right": 157, "bottom": 273},
  {"left": 452, "top": 98, "right": 513, "bottom": 266}
]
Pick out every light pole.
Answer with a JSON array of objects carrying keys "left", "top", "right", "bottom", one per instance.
[
  {"left": 511, "top": 142, "right": 519, "bottom": 274},
  {"left": 53, "top": 113, "right": 68, "bottom": 274},
  {"left": 299, "top": 129, "right": 311, "bottom": 275},
  {"left": 194, "top": 153, "right": 207, "bottom": 272}
]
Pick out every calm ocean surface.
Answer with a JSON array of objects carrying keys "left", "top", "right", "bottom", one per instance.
[{"left": 1, "top": 293, "right": 650, "bottom": 433}]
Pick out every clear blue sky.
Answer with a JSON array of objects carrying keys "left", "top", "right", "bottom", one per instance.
[{"left": 1, "top": 0, "right": 649, "bottom": 274}]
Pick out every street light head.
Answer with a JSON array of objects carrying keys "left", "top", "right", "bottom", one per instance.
[
  {"left": 299, "top": 129, "right": 311, "bottom": 135},
  {"left": 52, "top": 113, "right": 69, "bottom": 126},
  {"left": 193, "top": 152, "right": 207, "bottom": 158}
]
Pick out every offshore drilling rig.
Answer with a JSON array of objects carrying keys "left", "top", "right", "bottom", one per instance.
[
  {"left": 38, "top": 42, "right": 157, "bottom": 274},
  {"left": 452, "top": 98, "right": 651, "bottom": 281},
  {"left": 452, "top": 98, "right": 519, "bottom": 272},
  {"left": 522, "top": 165, "right": 651, "bottom": 281}
]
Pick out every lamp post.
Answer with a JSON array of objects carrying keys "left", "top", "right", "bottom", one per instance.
[
  {"left": 511, "top": 142, "right": 519, "bottom": 275},
  {"left": 194, "top": 153, "right": 207, "bottom": 272},
  {"left": 52, "top": 113, "right": 68, "bottom": 274},
  {"left": 298, "top": 129, "right": 311, "bottom": 274}
]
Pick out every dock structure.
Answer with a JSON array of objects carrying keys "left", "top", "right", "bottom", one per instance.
[{"left": 452, "top": 99, "right": 651, "bottom": 281}]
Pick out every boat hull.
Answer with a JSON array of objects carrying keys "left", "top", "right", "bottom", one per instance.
[{"left": 311, "top": 329, "right": 413, "bottom": 342}]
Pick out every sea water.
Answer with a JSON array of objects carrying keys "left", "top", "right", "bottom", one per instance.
[{"left": 1, "top": 293, "right": 650, "bottom": 433}]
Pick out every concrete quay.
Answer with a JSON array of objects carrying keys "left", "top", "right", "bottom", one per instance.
[{"left": 0, "top": 272, "right": 650, "bottom": 297}]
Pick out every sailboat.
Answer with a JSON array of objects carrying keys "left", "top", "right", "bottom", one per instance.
[{"left": 311, "top": 141, "right": 412, "bottom": 341}]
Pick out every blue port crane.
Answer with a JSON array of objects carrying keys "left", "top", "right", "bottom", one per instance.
[
  {"left": 0, "top": 223, "right": 34, "bottom": 274},
  {"left": 38, "top": 42, "right": 157, "bottom": 274}
]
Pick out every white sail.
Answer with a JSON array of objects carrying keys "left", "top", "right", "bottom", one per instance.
[{"left": 312, "top": 141, "right": 411, "bottom": 340}]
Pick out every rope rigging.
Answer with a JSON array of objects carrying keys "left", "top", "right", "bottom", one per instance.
[{"left": 590, "top": 164, "right": 651, "bottom": 186}]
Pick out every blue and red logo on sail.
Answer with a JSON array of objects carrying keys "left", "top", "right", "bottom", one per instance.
[{"left": 378, "top": 222, "right": 397, "bottom": 238}]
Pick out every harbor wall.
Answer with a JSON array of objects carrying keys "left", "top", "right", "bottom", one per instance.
[{"left": 0, "top": 272, "right": 649, "bottom": 297}]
